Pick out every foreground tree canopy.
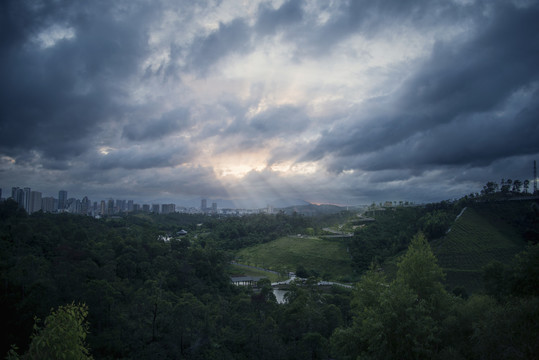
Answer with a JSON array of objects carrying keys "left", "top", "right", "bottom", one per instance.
[{"left": 7, "top": 303, "right": 92, "bottom": 360}]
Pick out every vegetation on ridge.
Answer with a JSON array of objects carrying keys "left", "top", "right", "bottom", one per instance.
[{"left": 1, "top": 180, "right": 538, "bottom": 359}]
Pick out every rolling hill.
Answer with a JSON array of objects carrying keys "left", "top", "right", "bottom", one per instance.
[{"left": 430, "top": 200, "right": 537, "bottom": 293}]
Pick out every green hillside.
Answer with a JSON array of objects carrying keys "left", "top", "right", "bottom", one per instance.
[
  {"left": 431, "top": 203, "right": 532, "bottom": 294},
  {"left": 233, "top": 200, "right": 538, "bottom": 292},
  {"left": 234, "top": 235, "right": 354, "bottom": 282}
]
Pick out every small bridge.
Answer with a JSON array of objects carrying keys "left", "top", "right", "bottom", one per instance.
[
  {"left": 230, "top": 275, "right": 265, "bottom": 287},
  {"left": 272, "top": 277, "right": 353, "bottom": 290}
]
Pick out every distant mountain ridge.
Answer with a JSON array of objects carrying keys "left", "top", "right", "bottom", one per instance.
[{"left": 278, "top": 203, "right": 345, "bottom": 216}]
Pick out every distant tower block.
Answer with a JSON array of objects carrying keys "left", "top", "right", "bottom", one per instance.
[
  {"left": 534, "top": 160, "right": 538, "bottom": 194},
  {"left": 201, "top": 198, "right": 207, "bottom": 212}
]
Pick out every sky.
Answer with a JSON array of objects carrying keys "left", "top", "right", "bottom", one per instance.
[{"left": 1, "top": 0, "right": 539, "bottom": 208}]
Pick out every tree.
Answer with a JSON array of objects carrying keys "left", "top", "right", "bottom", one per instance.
[
  {"left": 344, "top": 270, "right": 441, "bottom": 360},
  {"left": 471, "top": 297, "right": 539, "bottom": 359},
  {"left": 482, "top": 181, "right": 498, "bottom": 195},
  {"left": 512, "top": 179, "right": 522, "bottom": 193},
  {"left": 483, "top": 261, "right": 508, "bottom": 301},
  {"left": 334, "top": 234, "right": 450, "bottom": 359},
  {"left": 7, "top": 303, "right": 93, "bottom": 360},
  {"left": 419, "top": 211, "right": 452, "bottom": 239},
  {"left": 510, "top": 244, "right": 539, "bottom": 297},
  {"left": 523, "top": 179, "right": 530, "bottom": 193},
  {"left": 396, "top": 232, "right": 445, "bottom": 301}
]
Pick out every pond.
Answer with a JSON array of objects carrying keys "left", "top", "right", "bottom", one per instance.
[{"left": 273, "top": 289, "right": 289, "bottom": 304}]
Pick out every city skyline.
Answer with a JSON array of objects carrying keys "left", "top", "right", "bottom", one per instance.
[
  {"left": 3, "top": 185, "right": 221, "bottom": 214},
  {"left": 1, "top": 1, "right": 539, "bottom": 207},
  {"left": 1, "top": 184, "right": 293, "bottom": 211}
]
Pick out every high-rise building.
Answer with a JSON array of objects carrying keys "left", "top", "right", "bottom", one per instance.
[
  {"left": 66, "top": 198, "right": 78, "bottom": 213},
  {"left": 100, "top": 200, "right": 106, "bottom": 215},
  {"left": 162, "top": 203, "right": 175, "bottom": 214},
  {"left": 127, "top": 200, "right": 134, "bottom": 212},
  {"left": 212, "top": 202, "right": 217, "bottom": 213},
  {"left": 13, "top": 188, "right": 24, "bottom": 208},
  {"left": 23, "top": 187, "right": 31, "bottom": 212},
  {"left": 116, "top": 199, "right": 126, "bottom": 213},
  {"left": 107, "top": 199, "right": 114, "bottom": 215},
  {"left": 58, "top": 190, "right": 67, "bottom": 212},
  {"left": 30, "top": 191, "right": 42, "bottom": 213},
  {"left": 201, "top": 199, "right": 207, "bottom": 212},
  {"left": 142, "top": 204, "right": 150, "bottom": 212},
  {"left": 41, "top": 197, "right": 55, "bottom": 213},
  {"left": 151, "top": 204, "right": 160, "bottom": 213},
  {"left": 81, "top": 196, "right": 90, "bottom": 215}
]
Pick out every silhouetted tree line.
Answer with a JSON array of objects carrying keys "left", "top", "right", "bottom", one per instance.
[{"left": 480, "top": 178, "right": 536, "bottom": 197}]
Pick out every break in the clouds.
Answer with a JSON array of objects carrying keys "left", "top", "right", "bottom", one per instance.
[{"left": 1, "top": 0, "right": 539, "bottom": 207}]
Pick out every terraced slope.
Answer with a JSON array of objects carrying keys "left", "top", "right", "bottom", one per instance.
[{"left": 431, "top": 206, "right": 526, "bottom": 293}]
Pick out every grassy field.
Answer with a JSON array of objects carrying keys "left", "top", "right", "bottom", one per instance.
[
  {"left": 234, "top": 235, "right": 354, "bottom": 282},
  {"left": 430, "top": 206, "right": 527, "bottom": 294},
  {"left": 228, "top": 264, "right": 288, "bottom": 283}
]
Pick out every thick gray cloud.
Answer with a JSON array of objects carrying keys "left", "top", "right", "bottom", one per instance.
[
  {"left": 255, "top": 0, "right": 304, "bottom": 35},
  {"left": 304, "top": 1, "right": 539, "bottom": 173},
  {"left": 1, "top": 0, "right": 538, "bottom": 206},
  {"left": 223, "top": 105, "right": 310, "bottom": 143},
  {"left": 0, "top": 0, "right": 154, "bottom": 162},
  {"left": 186, "top": 18, "right": 252, "bottom": 75},
  {"left": 96, "top": 145, "right": 190, "bottom": 170},
  {"left": 122, "top": 108, "right": 191, "bottom": 141}
]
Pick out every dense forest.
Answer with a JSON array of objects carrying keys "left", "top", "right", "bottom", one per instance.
[
  {"left": 1, "top": 194, "right": 538, "bottom": 359},
  {"left": 349, "top": 201, "right": 459, "bottom": 272}
]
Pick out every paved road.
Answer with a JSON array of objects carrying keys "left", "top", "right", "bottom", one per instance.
[{"left": 322, "top": 227, "right": 353, "bottom": 237}]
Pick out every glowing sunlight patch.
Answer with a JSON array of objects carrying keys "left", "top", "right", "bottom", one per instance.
[
  {"left": 271, "top": 161, "right": 318, "bottom": 175},
  {"left": 211, "top": 152, "right": 268, "bottom": 179},
  {"left": 99, "top": 147, "right": 114, "bottom": 155},
  {"left": 35, "top": 25, "right": 76, "bottom": 48},
  {"left": 1, "top": 156, "right": 16, "bottom": 165}
]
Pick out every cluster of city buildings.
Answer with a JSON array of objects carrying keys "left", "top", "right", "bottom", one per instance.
[{"left": 0, "top": 186, "right": 220, "bottom": 216}]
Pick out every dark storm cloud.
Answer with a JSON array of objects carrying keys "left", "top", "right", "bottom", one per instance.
[
  {"left": 305, "top": 1, "right": 539, "bottom": 173},
  {"left": 96, "top": 144, "right": 190, "bottom": 170},
  {"left": 247, "top": 105, "right": 310, "bottom": 137},
  {"left": 255, "top": 0, "right": 304, "bottom": 35},
  {"left": 186, "top": 18, "right": 251, "bottom": 75},
  {"left": 3, "top": 0, "right": 539, "bottom": 205},
  {"left": 284, "top": 0, "right": 468, "bottom": 56},
  {"left": 0, "top": 0, "right": 153, "bottom": 161},
  {"left": 122, "top": 108, "right": 191, "bottom": 141},
  {"left": 210, "top": 105, "right": 311, "bottom": 153}
]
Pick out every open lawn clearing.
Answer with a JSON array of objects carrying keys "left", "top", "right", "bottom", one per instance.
[{"left": 235, "top": 236, "right": 353, "bottom": 281}]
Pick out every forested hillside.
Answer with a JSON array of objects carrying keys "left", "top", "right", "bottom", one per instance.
[
  {"left": 349, "top": 202, "right": 458, "bottom": 272},
  {"left": 0, "top": 200, "right": 352, "bottom": 359},
  {"left": 1, "top": 198, "right": 538, "bottom": 359}
]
